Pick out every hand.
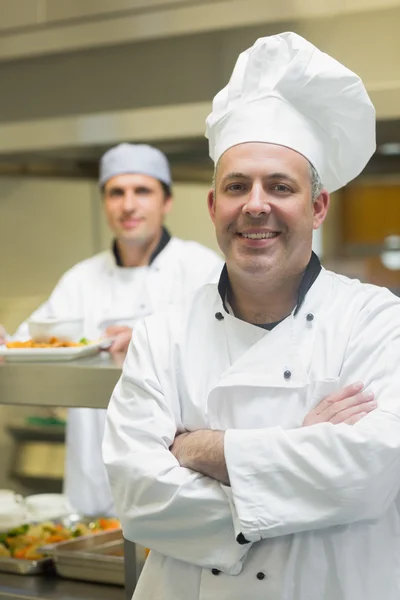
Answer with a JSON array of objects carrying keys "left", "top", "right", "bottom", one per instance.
[
  {"left": 170, "top": 432, "right": 192, "bottom": 468},
  {"left": 303, "top": 382, "right": 376, "bottom": 427},
  {"left": 0, "top": 325, "right": 7, "bottom": 346},
  {"left": 105, "top": 326, "right": 133, "bottom": 355}
]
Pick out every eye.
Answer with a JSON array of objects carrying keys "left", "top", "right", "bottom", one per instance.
[
  {"left": 226, "top": 183, "right": 246, "bottom": 193},
  {"left": 107, "top": 188, "right": 124, "bottom": 198},
  {"left": 136, "top": 187, "right": 152, "bottom": 195},
  {"left": 271, "top": 184, "right": 292, "bottom": 194}
]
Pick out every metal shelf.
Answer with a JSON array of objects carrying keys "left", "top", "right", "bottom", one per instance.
[{"left": 0, "top": 353, "right": 124, "bottom": 409}]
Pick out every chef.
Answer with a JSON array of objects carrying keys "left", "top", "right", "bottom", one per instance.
[
  {"left": 103, "top": 33, "right": 400, "bottom": 600},
  {"left": 0, "top": 143, "right": 223, "bottom": 516}
]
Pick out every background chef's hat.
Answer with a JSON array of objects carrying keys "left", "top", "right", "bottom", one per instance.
[
  {"left": 99, "top": 143, "right": 171, "bottom": 188},
  {"left": 206, "top": 32, "right": 376, "bottom": 193}
]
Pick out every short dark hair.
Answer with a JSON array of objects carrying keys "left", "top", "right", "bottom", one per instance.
[{"left": 160, "top": 181, "right": 172, "bottom": 199}]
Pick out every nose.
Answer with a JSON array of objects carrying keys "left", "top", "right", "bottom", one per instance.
[
  {"left": 242, "top": 184, "right": 272, "bottom": 218},
  {"left": 122, "top": 190, "right": 137, "bottom": 212}
]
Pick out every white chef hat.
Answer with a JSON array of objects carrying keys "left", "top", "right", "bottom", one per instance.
[
  {"left": 99, "top": 143, "right": 171, "bottom": 187},
  {"left": 206, "top": 32, "right": 376, "bottom": 192}
]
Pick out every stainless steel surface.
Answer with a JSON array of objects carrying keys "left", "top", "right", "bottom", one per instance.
[
  {"left": 0, "top": 573, "right": 125, "bottom": 600},
  {"left": 0, "top": 353, "right": 124, "bottom": 408},
  {"left": 49, "top": 530, "right": 125, "bottom": 586},
  {"left": 0, "top": 556, "right": 52, "bottom": 576}
]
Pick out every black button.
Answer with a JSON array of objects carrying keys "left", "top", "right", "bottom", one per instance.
[
  {"left": 212, "top": 568, "right": 221, "bottom": 575},
  {"left": 284, "top": 370, "right": 291, "bottom": 379},
  {"left": 256, "top": 571, "right": 265, "bottom": 580},
  {"left": 215, "top": 312, "right": 224, "bottom": 321},
  {"left": 236, "top": 532, "right": 251, "bottom": 545},
  {"left": 306, "top": 313, "right": 314, "bottom": 322}
]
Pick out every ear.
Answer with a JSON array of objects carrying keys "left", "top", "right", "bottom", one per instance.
[
  {"left": 312, "top": 189, "right": 330, "bottom": 230},
  {"left": 162, "top": 195, "right": 173, "bottom": 217},
  {"left": 207, "top": 188, "right": 216, "bottom": 224}
]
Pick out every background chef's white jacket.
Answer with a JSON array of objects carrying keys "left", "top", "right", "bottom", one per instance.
[
  {"left": 14, "top": 237, "right": 223, "bottom": 515},
  {"left": 103, "top": 268, "right": 400, "bottom": 600}
]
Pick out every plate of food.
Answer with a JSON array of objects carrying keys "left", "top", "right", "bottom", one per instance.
[
  {"left": 0, "top": 337, "right": 114, "bottom": 362},
  {"left": 0, "top": 516, "right": 121, "bottom": 575}
]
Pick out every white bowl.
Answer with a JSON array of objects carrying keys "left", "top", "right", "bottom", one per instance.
[
  {"left": 0, "top": 504, "right": 28, "bottom": 532},
  {"left": 27, "top": 318, "right": 84, "bottom": 342},
  {"left": 25, "top": 493, "right": 73, "bottom": 520},
  {"left": 0, "top": 489, "right": 24, "bottom": 506}
]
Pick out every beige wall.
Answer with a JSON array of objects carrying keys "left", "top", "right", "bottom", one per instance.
[
  {"left": 166, "top": 184, "right": 220, "bottom": 255},
  {"left": 0, "top": 176, "right": 99, "bottom": 331}
]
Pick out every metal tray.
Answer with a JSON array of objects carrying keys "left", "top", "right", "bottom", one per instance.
[
  {"left": 46, "top": 529, "right": 125, "bottom": 586},
  {"left": 0, "top": 514, "right": 103, "bottom": 576},
  {"left": 0, "top": 555, "right": 53, "bottom": 576}
]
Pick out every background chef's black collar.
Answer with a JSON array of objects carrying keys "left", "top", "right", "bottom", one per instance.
[
  {"left": 217, "top": 251, "right": 321, "bottom": 324},
  {"left": 112, "top": 227, "right": 171, "bottom": 267}
]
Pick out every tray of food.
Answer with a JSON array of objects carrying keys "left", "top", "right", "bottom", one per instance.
[
  {"left": 42, "top": 528, "right": 125, "bottom": 586},
  {"left": 0, "top": 516, "right": 120, "bottom": 575}
]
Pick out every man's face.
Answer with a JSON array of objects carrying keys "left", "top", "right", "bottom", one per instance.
[
  {"left": 208, "top": 142, "right": 329, "bottom": 279},
  {"left": 103, "top": 173, "right": 172, "bottom": 245}
]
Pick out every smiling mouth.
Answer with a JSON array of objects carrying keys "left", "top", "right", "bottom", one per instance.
[
  {"left": 121, "top": 218, "right": 142, "bottom": 225},
  {"left": 240, "top": 232, "right": 280, "bottom": 239}
]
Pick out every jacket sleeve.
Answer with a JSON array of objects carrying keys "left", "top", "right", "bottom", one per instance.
[
  {"left": 103, "top": 320, "right": 251, "bottom": 575},
  {"left": 224, "top": 293, "right": 400, "bottom": 542}
]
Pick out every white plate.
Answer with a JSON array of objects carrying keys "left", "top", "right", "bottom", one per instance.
[{"left": 0, "top": 339, "right": 114, "bottom": 362}]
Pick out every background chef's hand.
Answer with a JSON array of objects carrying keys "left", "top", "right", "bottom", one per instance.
[
  {"left": 303, "top": 382, "right": 376, "bottom": 427},
  {"left": 0, "top": 325, "right": 7, "bottom": 345},
  {"left": 105, "top": 326, "right": 133, "bottom": 355}
]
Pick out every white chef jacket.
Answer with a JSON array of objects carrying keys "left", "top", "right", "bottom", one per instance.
[
  {"left": 15, "top": 235, "right": 223, "bottom": 516},
  {"left": 103, "top": 265, "right": 400, "bottom": 600}
]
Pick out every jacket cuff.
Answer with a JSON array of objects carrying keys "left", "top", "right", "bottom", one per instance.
[{"left": 224, "top": 428, "right": 283, "bottom": 542}]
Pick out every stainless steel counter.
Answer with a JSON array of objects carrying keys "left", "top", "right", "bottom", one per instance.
[
  {"left": 0, "top": 353, "right": 124, "bottom": 408},
  {"left": 0, "top": 573, "right": 125, "bottom": 600}
]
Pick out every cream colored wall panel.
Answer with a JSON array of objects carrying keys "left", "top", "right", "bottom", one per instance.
[
  {"left": 345, "top": 0, "right": 400, "bottom": 10},
  {"left": 297, "top": 9, "right": 400, "bottom": 84},
  {"left": 45, "top": 0, "right": 194, "bottom": 22},
  {"left": 0, "top": 177, "right": 96, "bottom": 298},
  {"left": 0, "top": 0, "right": 39, "bottom": 32},
  {"left": 369, "top": 85, "right": 400, "bottom": 119},
  {"left": 165, "top": 183, "right": 221, "bottom": 254}
]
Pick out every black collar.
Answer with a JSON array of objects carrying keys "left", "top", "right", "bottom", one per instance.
[
  {"left": 217, "top": 251, "right": 322, "bottom": 328},
  {"left": 112, "top": 227, "right": 171, "bottom": 267}
]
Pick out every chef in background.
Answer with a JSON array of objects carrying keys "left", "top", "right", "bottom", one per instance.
[
  {"left": 103, "top": 33, "right": 400, "bottom": 600},
  {"left": 0, "top": 143, "right": 223, "bottom": 515}
]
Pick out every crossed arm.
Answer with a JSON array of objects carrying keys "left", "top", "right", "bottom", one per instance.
[{"left": 170, "top": 382, "right": 376, "bottom": 486}]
